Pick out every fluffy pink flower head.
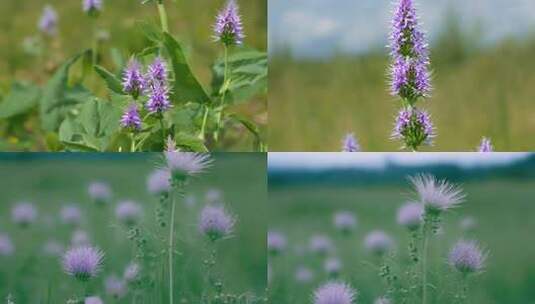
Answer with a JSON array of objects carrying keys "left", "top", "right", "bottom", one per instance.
[
  {"left": 409, "top": 174, "right": 465, "bottom": 214},
  {"left": 62, "top": 246, "right": 104, "bottom": 281},
  {"left": 313, "top": 281, "right": 357, "bottom": 304}
]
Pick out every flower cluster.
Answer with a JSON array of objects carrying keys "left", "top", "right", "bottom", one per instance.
[
  {"left": 478, "top": 137, "right": 493, "bottom": 152},
  {"left": 214, "top": 0, "right": 245, "bottom": 46},
  {"left": 392, "top": 107, "right": 435, "bottom": 150},
  {"left": 38, "top": 5, "right": 58, "bottom": 37},
  {"left": 62, "top": 246, "right": 104, "bottom": 281},
  {"left": 83, "top": 0, "right": 102, "bottom": 16},
  {"left": 341, "top": 133, "right": 360, "bottom": 152}
]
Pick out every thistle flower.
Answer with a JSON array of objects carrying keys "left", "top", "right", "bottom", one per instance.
[
  {"left": 43, "top": 240, "right": 65, "bottom": 256},
  {"left": 448, "top": 240, "right": 487, "bottom": 274},
  {"left": 309, "top": 234, "right": 333, "bottom": 256},
  {"left": 389, "top": 0, "right": 431, "bottom": 100},
  {"left": 85, "top": 296, "right": 104, "bottom": 304},
  {"left": 88, "top": 181, "right": 112, "bottom": 205},
  {"left": 60, "top": 205, "right": 82, "bottom": 226},
  {"left": 120, "top": 103, "right": 142, "bottom": 131},
  {"left": 11, "top": 202, "right": 38, "bottom": 227},
  {"left": 164, "top": 152, "right": 212, "bottom": 181},
  {"left": 295, "top": 266, "right": 314, "bottom": 283},
  {"left": 123, "top": 262, "right": 140, "bottom": 283},
  {"left": 341, "top": 133, "right": 360, "bottom": 152},
  {"left": 392, "top": 107, "right": 435, "bottom": 149},
  {"left": 72, "top": 230, "right": 91, "bottom": 247},
  {"left": 115, "top": 200, "right": 143, "bottom": 226},
  {"left": 83, "top": 0, "right": 102, "bottom": 15},
  {"left": 478, "top": 137, "right": 493, "bottom": 152},
  {"left": 0, "top": 234, "right": 14, "bottom": 256},
  {"left": 396, "top": 202, "right": 423, "bottom": 230},
  {"left": 364, "top": 230, "right": 394, "bottom": 256},
  {"left": 214, "top": 0, "right": 245, "bottom": 46},
  {"left": 198, "top": 204, "right": 235, "bottom": 241},
  {"left": 105, "top": 275, "right": 127, "bottom": 299},
  {"left": 324, "top": 257, "right": 342, "bottom": 277},
  {"left": 313, "top": 281, "right": 356, "bottom": 304},
  {"left": 267, "top": 231, "right": 287, "bottom": 255},
  {"left": 333, "top": 211, "right": 357, "bottom": 234},
  {"left": 147, "top": 169, "right": 171, "bottom": 196},
  {"left": 409, "top": 174, "right": 465, "bottom": 214},
  {"left": 122, "top": 59, "right": 145, "bottom": 99},
  {"left": 62, "top": 246, "right": 104, "bottom": 281},
  {"left": 375, "top": 297, "right": 391, "bottom": 304},
  {"left": 38, "top": 5, "right": 58, "bottom": 37}
]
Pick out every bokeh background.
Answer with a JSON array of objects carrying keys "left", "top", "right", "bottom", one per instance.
[
  {"left": 0, "top": 153, "right": 267, "bottom": 303},
  {"left": 0, "top": 0, "right": 267, "bottom": 151},
  {"left": 268, "top": 153, "right": 535, "bottom": 303},
  {"left": 269, "top": 0, "right": 535, "bottom": 151}
]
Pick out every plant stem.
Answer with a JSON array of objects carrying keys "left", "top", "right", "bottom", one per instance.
[
  {"left": 199, "top": 105, "right": 209, "bottom": 140},
  {"left": 168, "top": 187, "right": 176, "bottom": 304},
  {"left": 215, "top": 45, "right": 229, "bottom": 142},
  {"left": 157, "top": 0, "right": 169, "bottom": 33},
  {"left": 422, "top": 220, "right": 430, "bottom": 304},
  {"left": 159, "top": 117, "right": 166, "bottom": 149},
  {"left": 91, "top": 18, "right": 98, "bottom": 66},
  {"left": 130, "top": 133, "right": 136, "bottom": 152}
]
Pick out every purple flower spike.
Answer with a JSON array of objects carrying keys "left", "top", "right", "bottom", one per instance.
[
  {"left": 214, "top": 0, "right": 245, "bottom": 46},
  {"left": 62, "top": 246, "right": 104, "bottom": 281},
  {"left": 38, "top": 5, "right": 58, "bottom": 37},
  {"left": 121, "top": 103, "right": 142, "bottom": 131},
  {"left": 199, "top": 204, "right": 236, "bottom": 241},
  {"left": 123, "top": 59, "right": 145, "bottom": 99},
  {"left": 341, "top": 133, "right": 360, "bottom": 152},
  {"left": 449, "top": 239, "right": 487, "bottom": 274},
  {"left": 392, "top": 107, "right": 435, "bottom": 150},
  {"left": 313, "top": 281, "right": 356, "bottom": 304},
  {"left": 147, "top": 57, "right": 168, "bottom": 86},
  {"left": 478, "top": 137, "right": 493, "bottom": 152},
  {"left": 389, "top": 0, "right": 431, "bottom": 100},
  {"left": 146, "top": 82, "right": 171, "bottom": 114},
  {"left": 83, "top": 0, "right": 102, "bottom": 15}
]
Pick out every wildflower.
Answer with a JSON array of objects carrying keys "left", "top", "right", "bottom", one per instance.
[
  {"left": 324, "top": 257, "right": 342, "bottom": 277},
  {"left": 364, "top": 230, "right": 394, "bottom": 256},
  {"left": 43, "top": 240, "right": 65, "bottom": 256},
  {"left": 214, "top": 0, "right": 245, "bottom": 46},
  {"left": 38, "top": 5, "right": 58, "bottom": 36},
  {"left": 120, "top": 103, "right": 142, "bottom": 131},
  {"left": 333, "top": 211, "right": 357, "bottom": 234},
  {"left": 83, "top": 0, "right": 102, "bottom": 15},
  {"left": 205, "top": 188, "right": 224, "bottom": 204},
  {"left": 105, "top": 275, "right": 127, "bottom": 299},
  {"left": 478, "top": 137, "right": 493, "bottom": 152},
  {"left": 198, "top": 204, "right": 235, "bottom": 241},
  {"left": 460, "top": 216, "right": 477, "bottom": 232},
  {"left": 392, "top": 107, "right": 435, "bottom": 149},
  {"left": 448, "top": 240, "right": 487, "bottom": 274},
  {"left": 60, "top": 205, "right": 82, "bottom": 226},
  {"left": 72, "top": 230, "right": 91, "bottom": 247},
  {"left": 11, "top": 202, "right": 38, "bottom": 227},
  {"left": 396, "top": 202, "right": 423, "bottom": 230},
  {"left": 115, "top": 201, "right": 143, "bottom": 226},
  {"left": 341, "top": 133, "right": 360, "bottom": 152},
  {"left": 123, "top": 262, "right": 140, "bottom": 283},
  {"left": 313, "top": 281, "right": 356, "bottom": 304},
  {"left": 85, "top": 296, "right": 104, "bottom": 304},
  {"left": 146, "top": 57, "right": 168, "bottom": 86},
  {"left": 62, "top": 246, "right": 104, "bottom": 281},
  {"left": 267, "top": 231, "right": 287, "bottom": 255},
  {"left": 389, "top": 0, "right": 431, "bottom": 100},
  {"left": 409, "top": 174, "right": 465, "bottom": 214},
  {"left": 295, "top": 266, "right": 314, "bottom": 283},
  {"left": 122, "top": 59, "right": 145, "bottom": 99},
  {"left": 164, "top": 152, "right": 212, "bottom": 181},
  {"left": 0, "top": 234, "right": 14, "bottom": 256},
  {"left": 309, "top": 234, "right": 333, "bottom": 256},
  {"left": 88, "top": 181, "right": 112, "bottom": 205},
  {"left": 147, "top": 169, "right": 171, "bottom": 196},
  {"left": 146, "top": 82, "right": 171, "bottom": 114}
]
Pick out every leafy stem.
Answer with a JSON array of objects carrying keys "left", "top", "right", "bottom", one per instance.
[
  {"left": 157, "top": 0, "right": 169, "bottom": 33},
  {"left": 215, "top": 45, "right": 230, "bottom": 142},
  {"left": 199, "top": 105, "right": 209, "bottom": 141}
]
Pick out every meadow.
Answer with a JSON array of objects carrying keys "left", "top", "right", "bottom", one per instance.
[
  {"left": 0, "top": 0, "right": 267, "bottom": 152},
  {"left": 0, "top": 153, "right": 267, "bottom": 303},
  {"left": 269, "top": 28, "right": 535, "bottom": 151},
  {"left": 268, "top": 174, "right": 535, "bottom": 303}
]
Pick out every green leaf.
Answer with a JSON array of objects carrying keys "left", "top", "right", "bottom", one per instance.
[
  {"left": 229, "top": 113, "right": 266, "bottom": 151},
  {"left": 211, "top": 48, "right": 267, "bottom": 104},
  {"left": 110, "top": 48, "right": 125, "bottom": 72},
  {"left": 174, "top": 132, "right": 208, "bottom": 152},
  {"left": 137, "top": 20, "right": 163, "bottom": 43},
  {"left": 0, "top": 82, "right": 41, "bottom": 119},
  {"left": 162, "top": 32, "right": 211, "bottom": 104},
  {"left": 94, "top": 65, "right": 125, "bottom": 95},
  {"left": 40, "top": 53, "right": 85, "bottom": 131}
]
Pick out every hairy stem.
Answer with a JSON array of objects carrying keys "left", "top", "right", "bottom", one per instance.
[
  {"left": 157, "top": 0, "right": 169, "bottom": 33},
  {"left": 215, "top": 45, "right": 229, "bottom": 142},
  {"left": 168, "top": 187, "right": 176, "bottom": 304}
]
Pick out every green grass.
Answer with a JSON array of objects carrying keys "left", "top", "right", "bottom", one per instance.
[
  {"left": 0, "top": 153, "right": 267, "bottom": 303},
  {"left": 269, "top": 178, "right": 535, "bottom": 303},
  {"left": 269, "top": 38, "right": 535, "bottom": 151}
]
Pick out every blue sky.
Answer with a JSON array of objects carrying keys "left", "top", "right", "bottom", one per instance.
[{"left": 269, "top": 0, "right": 535, "bottom": 58}]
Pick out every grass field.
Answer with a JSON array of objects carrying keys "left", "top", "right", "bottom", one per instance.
[
  {"left": 268, "top": 175, "right": 535, "bottom": 303},
  {"left": 269, "top": 37, "right": 535, "bottom": 151},
  {"left": 0, "top": 153, "right": 267, "bottom": 303}
]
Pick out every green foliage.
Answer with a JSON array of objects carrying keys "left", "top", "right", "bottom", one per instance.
[
  {"left": 94, "top": 65, "right": 125, "bottom": 95},
  {"left": 0, "top": 82, "right": 41, "bottom": 119}
]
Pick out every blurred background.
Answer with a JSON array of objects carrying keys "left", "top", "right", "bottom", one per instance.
[
  {"left": 268, "top": 152, "right": 535, "bottom": 303},
  {"left": 0, "top": 153, "right": 267, "bottom": 303},
  {"left": 269, "top": 0, "right": 535, "bottom": 151},
  {"left": 0, "top": 0, "right": 267, "bottom": 151}
]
